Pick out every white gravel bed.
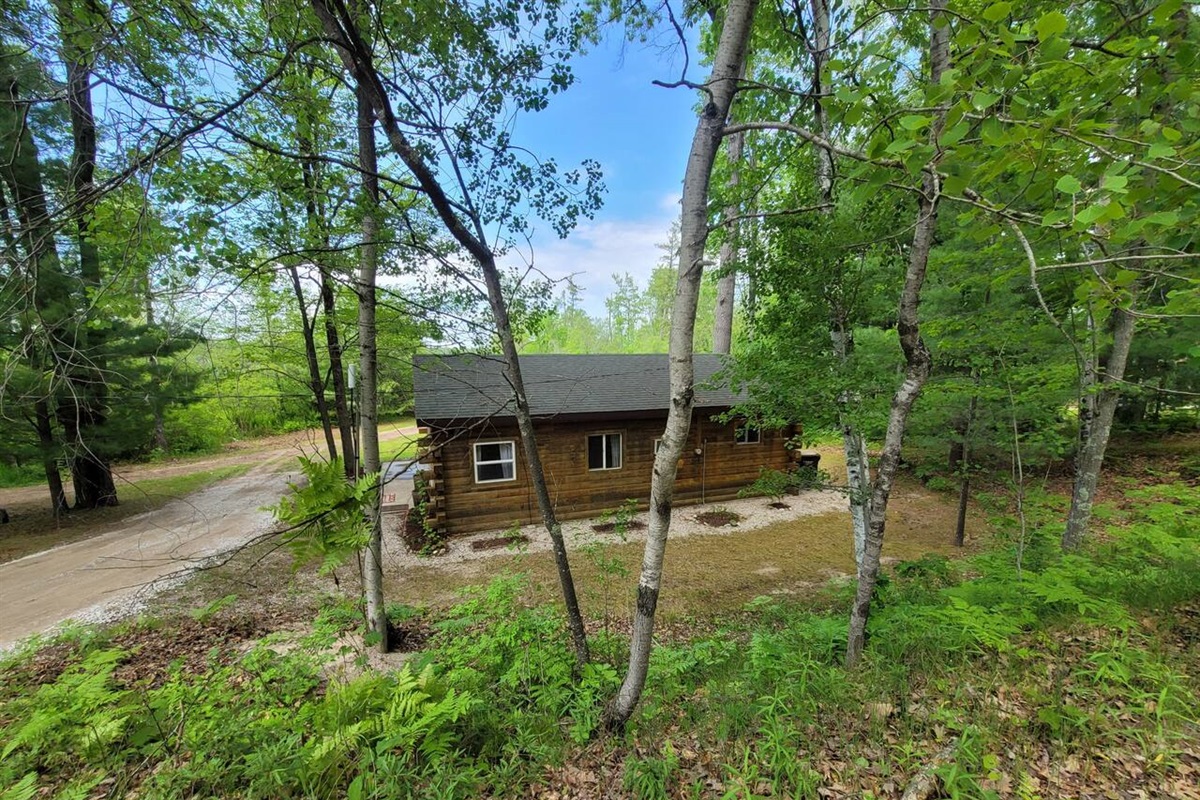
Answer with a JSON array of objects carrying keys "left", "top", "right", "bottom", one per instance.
[{"left": 385, "top": 489, "right": 848, "bottom": 572}]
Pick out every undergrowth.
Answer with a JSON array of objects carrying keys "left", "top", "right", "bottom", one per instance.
[{"left": 1, "top": 484, "right": 1197, "bottom": 798}]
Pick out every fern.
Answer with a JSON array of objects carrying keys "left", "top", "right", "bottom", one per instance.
[
  {"left": 1, "top": 649, "right": 136, "bottom": 770},
  {"left": 272, "top": 456, "right": 376, "bottom": 573}
]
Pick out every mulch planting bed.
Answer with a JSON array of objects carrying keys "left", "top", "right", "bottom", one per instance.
[
  {"left": 694, "top": 509, "right": 742, "bottom": 528},
  {"left": 591, "top": 520, "right": 647, "bottom": 534},
  {"left": 470, "top": 534, "right": 531, "bottom": 551}
]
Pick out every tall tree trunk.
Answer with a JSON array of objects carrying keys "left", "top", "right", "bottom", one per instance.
[
  {"left": 1, "top": 60, "right": 89, "bottom": 514},
  {"left": 711, "top": 63, "right": 746, "bottom": 354},
  {"left": 1062, "top": 299, "right": 1137, "bottom": 550},
  {"left": 356, "top": 78, "right": 388, "bottom": 652},
  {"left": 604, "top": 0, "right": 759, "bottom": 730},
  {"left": 311, "top": 0, "right": 590, "bottom": 666},
  {"left": 845, "top": 0, "right": 948, "bottom": 668},
  {"left": 54, "top": 0, "right": 116, "bottom": 508},
  {"left": 286, "top": 264, "right": 338, "bottom": 461},
  {"left": 145, "top": 284, "right": 169, "bottom": 452},
  {"left": 807, "top": 0, "right": 872, "bottom": 569},
  {"left": 36, "top": 402, "right": 69, "bottom": 516},
  {"left": 954, "top": 392, "right": 977, "bottom": 548},
  {"left": 298, "top": 119, "right": 356, "bottom": 476},
  {"left": 319, "top": 266, "right": 355, "bottom": 476},
  {"left": 0, "top": 178, "right": 67, "bottom": 515}
]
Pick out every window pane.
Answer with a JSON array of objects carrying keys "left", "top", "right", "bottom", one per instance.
[
  {"left": 736, "top": 425, "right": 759, "bottom": 444},
  {"left": 477, "top": 462, "right": 510, "bottom": 482},
  {"left": 477, "top": 443, "right": 503, "bottom": 462},
  {"left": 587, "top": 435, "right": 604, "bottom": 470},
  {"left": 607, "top": 434, "right": 622, "bottom": 468}
]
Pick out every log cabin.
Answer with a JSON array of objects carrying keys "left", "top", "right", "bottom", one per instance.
[{"left": 412, "top": 353, "right": 800, "bottom": 535}]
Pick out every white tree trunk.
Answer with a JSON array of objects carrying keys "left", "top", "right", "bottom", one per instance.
[
  {"left": 1062, "top": 299, "right": 1137, "bottom": 550},
  {"left": 712, "top": 70, "right": 746, "bottom": 355},
  {"left": 604, "top": 0, "right": 759, "bottom": 731},
  {"left": 356, "top": 79, "right": 388, "bottom": 652},
  {"left": 809, "top": 0, "right": 871, "bottom": 571},
  {"left": 845, "top": 0, "right": 948, "bottom": 668}
]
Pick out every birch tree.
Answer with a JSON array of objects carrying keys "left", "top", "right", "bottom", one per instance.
[
  {"left": 711, "top": 63, "right": 746, "bottom": 355},
  {"left": 841, "top": 1, "right": 950, "bottom": 666},
  {"left": 604, "top": 0, "right": 759, "bottom": 730},
  {"left": 354, "top": 17, "right": 387, "bottom": 651}
]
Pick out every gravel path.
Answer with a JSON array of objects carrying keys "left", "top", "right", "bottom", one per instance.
[{"left": 0, "top": 426, "right": 417, "bottom": 652}]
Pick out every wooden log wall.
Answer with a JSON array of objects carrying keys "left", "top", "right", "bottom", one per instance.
[{"left": 420, "top": 410, "right": 793, "bottom": 535}]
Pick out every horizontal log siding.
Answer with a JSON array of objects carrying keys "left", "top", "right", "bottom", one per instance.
[{"left": 425, "top": 410, "right": 791, "bottom": 535}]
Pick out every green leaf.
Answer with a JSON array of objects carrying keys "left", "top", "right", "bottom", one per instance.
[
  {"left": 1055, "top": 175, "right": 1082, "bottom": 194},
  {"left": 981, "top": 117, "right": 1006, "bottom": 145},
  {"left": 1147, "top": 142, "right": 1176, "bottom": 159},
  {"left": 900, "top": 114, "right": 930, "bottom": 131},
  {"left": 983, "top": 2, "right": 1012, "bottom": 22},
  {"left": 1035, "top": 11, "right": 1068, "bottom": 41},
  {"left": 1161, "top": 126, "right": 1182, "bottom": 142},
  {"left": 939, "top": 121, "right": 970, "bottom": 146},
  {"left": 1040, "top": 36, "right": 1071, "bottom": 60},
  {"left": 1143, "top": 210, "right": 1179, "bottom": 226},
  {"left": 1043, "top": 209, "right": 1070, "bottom": 226},
  {"left": 972, "top": 92, "right": 1001, "bottom": 111},
  {"left": 943, "top": 173, "right": 969, "bottom": 196},
  {"left": 1102, "top": 174, "right": 1129, "bottom": 193}
]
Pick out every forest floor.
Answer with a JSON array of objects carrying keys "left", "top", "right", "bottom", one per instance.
[{"left": 0, "top": 420, "right": 418, "bottom": 651}]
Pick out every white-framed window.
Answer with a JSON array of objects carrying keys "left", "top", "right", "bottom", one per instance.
[
  {"left": 587, "top": 432, "right": 623, "bottom": 470},
  {"left": 473, "top": 440, "right": 516, "bottom": 483},
  {"left": 653, "top": 438, "right": 662, "bottom": 455},
  {"left": 734, "top": 423, "right": 761, "bottom": 445}
]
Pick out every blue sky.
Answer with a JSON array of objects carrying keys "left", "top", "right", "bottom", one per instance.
[{"left": 510, "top": 28, "right": 703, "bottom": 314}]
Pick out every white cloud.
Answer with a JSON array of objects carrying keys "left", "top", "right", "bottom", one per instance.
[{"left": 514, "top": 206, "right": 679, "bottom": 315}]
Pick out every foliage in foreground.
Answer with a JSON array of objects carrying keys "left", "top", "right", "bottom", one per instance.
[{"left": 1, "top": 484, "right": 1198, "bottom": 799}]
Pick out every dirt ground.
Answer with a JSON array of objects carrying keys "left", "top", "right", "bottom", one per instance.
[
  {"left": 0, "top": 422, "right": 418, "bottom": 652},
  {"left": 139, "top": 447, "right": 986, "bottom": 641},
  {"left": 382, "top": 477, "right": 980, "bottom": 618},
  {"left": 0, "top": 440, "right": 992, "bottom": 653}
]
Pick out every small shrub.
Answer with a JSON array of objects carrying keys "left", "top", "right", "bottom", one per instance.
[
  {"left": 402, "top": 469, "right": 448, "bottom": 555},
  {"left": 740, "top": 467, "right": 832, "bottom": 504}
]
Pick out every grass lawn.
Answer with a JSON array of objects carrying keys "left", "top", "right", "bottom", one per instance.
[
  {"left": 0, "top": 464, "right": 251, "bottom": 564},
  {"left": 384, "top": 462, "right": 979, "bottom": 619},
  {"left": 378, "top": 434, "right": 419, "bottom": 463}
]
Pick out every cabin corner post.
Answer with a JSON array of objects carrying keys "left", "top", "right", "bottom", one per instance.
[{"left": 416, "top": 426, "right": 447, "bottom": 537}]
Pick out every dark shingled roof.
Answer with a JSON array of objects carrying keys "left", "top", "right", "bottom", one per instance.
[{"left": 413, "top": 354, "right": 741, "bottom": 422}]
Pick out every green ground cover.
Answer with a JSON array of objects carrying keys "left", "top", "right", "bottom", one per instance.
[{"left": 2, "top": 477, "right": 1197, "bottom": 799}]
